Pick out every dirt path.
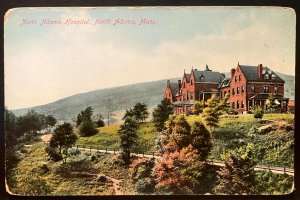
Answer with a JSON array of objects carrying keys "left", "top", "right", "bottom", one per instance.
[
  {"left": 41, "top": 133, "right": 52, "bottom": 142},
  {"left": 97, "top": 173, "right": 123, "bottom": 195}
]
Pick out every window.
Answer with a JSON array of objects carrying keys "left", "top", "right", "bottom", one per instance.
[
  {"left": 235, "top": 76, "right": 238, "bottom": 83},
  {"left": 232, "top": 88, "right": 235, "bottom": 96},
  {"left": 241, "top": 86, "right": 245, "bottom": 93},
  {"left": 237, "top": 101, "right": 239, "bottom": 109},
  {"left": 224, "top": 91, "right": 227, "bottom": 96},
  {"left": 251, "top": 85, "right": 255, "bottom": 93},
  {"left": 265, "top": 74, "right": 269, "bottom": 79},
  {"left": 239, "top": 75, "right": 241, "bottom": 81},
  {"left": 264, "top": 86, "right": 269, "bottom": 93},
  {"left": 191, "top": 80, "right": 193, "bottom": 85},
  {"left": 271, "top": 74, "right": 276, "bottom": 80},
  {"left": 200, "top": 76, "right": 205, "bottom": 82},
  {"left": 228, "top": 90, "right": 230, "bottom": 94},
  {"left": 237, "top": 87, "right": 240, "bottom": 94},
  {"left": 232, "top": 102, "right": 235, "bottom": 109},
  {"left": 274, "top": 86, "right": 278, "bottom": 94},
  {"left": 241, "top": 101, "right": 244, "bottom": 108},
  {"left": 183, "top": 82, "right": 186, "bottom": 88}
]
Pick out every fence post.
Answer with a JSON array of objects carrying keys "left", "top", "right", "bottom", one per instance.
[
  {"left": 90, "top": 146, "right": 92, "bottom": 152},
  {"left": 284, "top": 166, "right": 286, "bottom": 174},
  {"left": 114, "top": 149, "right": 115, "bottom": 154},
  {"left": 152, "top": 152, "right": 154, "bottom": 158},
  {"left": 143, "top": 152, "right": 144, "bottom": 157},
  {"left": 77, "top": 145, "right": 78, "bottom": 149},
  {"left": 83, "top": 145, "right": 85, "bottom": 151},
  {"left": 106, "top": 148, "right": 107, "bottom": 154}
]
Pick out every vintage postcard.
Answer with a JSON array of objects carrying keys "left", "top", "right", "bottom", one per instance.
[{"left": 4, "top": 7, "right": 295, "bottom": 196}]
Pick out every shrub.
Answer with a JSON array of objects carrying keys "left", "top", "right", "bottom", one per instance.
[
  {"left": 252, "top": 106, "right": 263, "bottom": 119},
  {"left": 134, "top": 178, "right": 156, "bottom": 194}
]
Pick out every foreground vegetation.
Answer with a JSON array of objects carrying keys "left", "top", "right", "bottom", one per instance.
[{"left": 5, "top": 101, "right": 294, "bottom": 195}]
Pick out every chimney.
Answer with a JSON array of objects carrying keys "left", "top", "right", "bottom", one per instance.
[
  {"left": 167, "top": 80, "right": 170, "bottom": 88},
  {"left": 178, "top": 80, "right": 182, "bottom": 93},
  {"left": 231, "top": 68, "right": 236, "bottom": 78},
  {"left": 258, "top": 64, "right": 263, "bottom": 79}
]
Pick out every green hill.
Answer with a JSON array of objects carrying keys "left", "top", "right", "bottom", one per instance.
[{"left": 12, "top": 72, "right": 294, "bottom": 123}]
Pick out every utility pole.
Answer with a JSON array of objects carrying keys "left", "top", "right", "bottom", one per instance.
[{"left": 107, "top": 111, "right": 110, "bottom": 126}]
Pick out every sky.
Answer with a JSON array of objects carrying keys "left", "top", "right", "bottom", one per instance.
[{"left": 4, "top": 7, "right": 296, "bottom": 109}]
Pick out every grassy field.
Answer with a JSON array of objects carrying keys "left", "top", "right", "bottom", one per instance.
[
  {"left": 76, "top": 122, "right": 158, "bottom": 153},
  {"left": 76, "top": 114, "right": 294, "bottom": 167}
]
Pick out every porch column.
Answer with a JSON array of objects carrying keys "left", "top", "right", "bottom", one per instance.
[{"left": 247, "top": 100, "right": 250, "bottom": 111}]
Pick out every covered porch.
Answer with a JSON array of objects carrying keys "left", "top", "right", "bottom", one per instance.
[{"left": 247, "top": 94, "right": 289, "bottom": 113}]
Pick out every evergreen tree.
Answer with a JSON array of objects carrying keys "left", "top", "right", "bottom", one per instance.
[
  {"left": 133, "top": 102, "right": 149, "bottom": 122},
  {"left": 77, "top": 106, "right": 98, "bottom": 136},
  {"left": 79, "top": 119, "right": 98, "bottom": 137},
  {"left": 47, "top": 122, "right": 77, "bottom": 163},
  {"left": 118, "top": 110, "right": 140, "bottom": 165},
  {"left": 215, "top": 144, "right": 258, "bottom": 195},
  {"left": 152, "top": 98, "right": 174, "bottom": 131}
]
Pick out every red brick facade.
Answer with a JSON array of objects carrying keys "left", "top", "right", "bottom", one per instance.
[{"left": 165, "top": 63, "right": 289, "bottom": 114}]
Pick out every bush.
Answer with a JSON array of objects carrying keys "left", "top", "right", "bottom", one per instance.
[
  {"left": 134, "top": 178, "right": 156, "bottom": 194},
  {"left": 252, "top": 106, "right": 263, "bottom": 119},
  {"left": 45, "top": 146, "right": 62, "bottom": 162}
]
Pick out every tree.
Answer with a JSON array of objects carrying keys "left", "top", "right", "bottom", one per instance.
[
  {"left": 252, "top": 106, "right": 263, "bottom": 119},
  {"left": 77, "top": 106, "right": 98, "bottom": 137},
  {"left": 153, "top": 145, "right": 207, "bottom": 194},
  {"left": 133, "top": 103, "right": 149, "bottom": 122},
  {"left": 202, "top": 94, "right": 229, "bottom": 129},
  {"left": 152, "top": 98, "right": 174, "bottom": 131},
  {"left": 79, "top": 119, "right": 98, "bottom": 137},
  {"left": 266, "top": 94, "right": 279, "bottom": 113},
  {"left": 45, "top": 115, "right": 57, "bottom": 128},
  {"left": 16, "top": 110, "right": 44, "bottom": 139},
  {"left": 118, "top": 110, "right": 140, "bottom": 165},
  {"left": 191, "top": 100, "right": 206, "bottom": 114},
  {"left": 190, "top": 121, "right": 212, "bottom": 161},
  {"left": 47, "top": 123, "right": 77, "bottom": 163},
  {"left": 76, "top": 106, "right": 93, "bottom": 126},
  {"left": 95, "top": 119, "right": 105, "bottom": 128},
  {"left": 215, "top": 144, "right": 258, "bottom": 195}
]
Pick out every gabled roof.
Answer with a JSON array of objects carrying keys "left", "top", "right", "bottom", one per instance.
[
  {"left": 239, "top": 65, "right": 285, "bottom": 83},
  {"left": 170, "top": 83, "right": 179, "bottom": 96},
  {"left": 185, "top": 74, "right": 191, "bottom": 82},
  {"left": 193, "top": 69, "right": 225, "bottom": 83}
]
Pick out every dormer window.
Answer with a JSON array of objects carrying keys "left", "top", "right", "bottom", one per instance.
[
  {"left": 271, "top": 74, "right": 276, "bottom": 80},
  {"left": 265, "top": 74, "right": 269, "bottom": 79},
  {"left": 200, "top": 75, "right": 205, "bottom": 82}
]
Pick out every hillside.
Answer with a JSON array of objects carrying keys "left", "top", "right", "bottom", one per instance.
[{"left": 12, "top": 72, "right": 294, "bottom": 123}]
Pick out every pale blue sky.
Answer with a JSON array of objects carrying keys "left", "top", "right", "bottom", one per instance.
[{"left": 5, "top": 7, "right": 296, "bottom": 109}]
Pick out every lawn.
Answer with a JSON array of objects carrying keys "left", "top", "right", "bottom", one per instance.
[{"left": 76, "top": 122, "right": 158, "bottom": 153}]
